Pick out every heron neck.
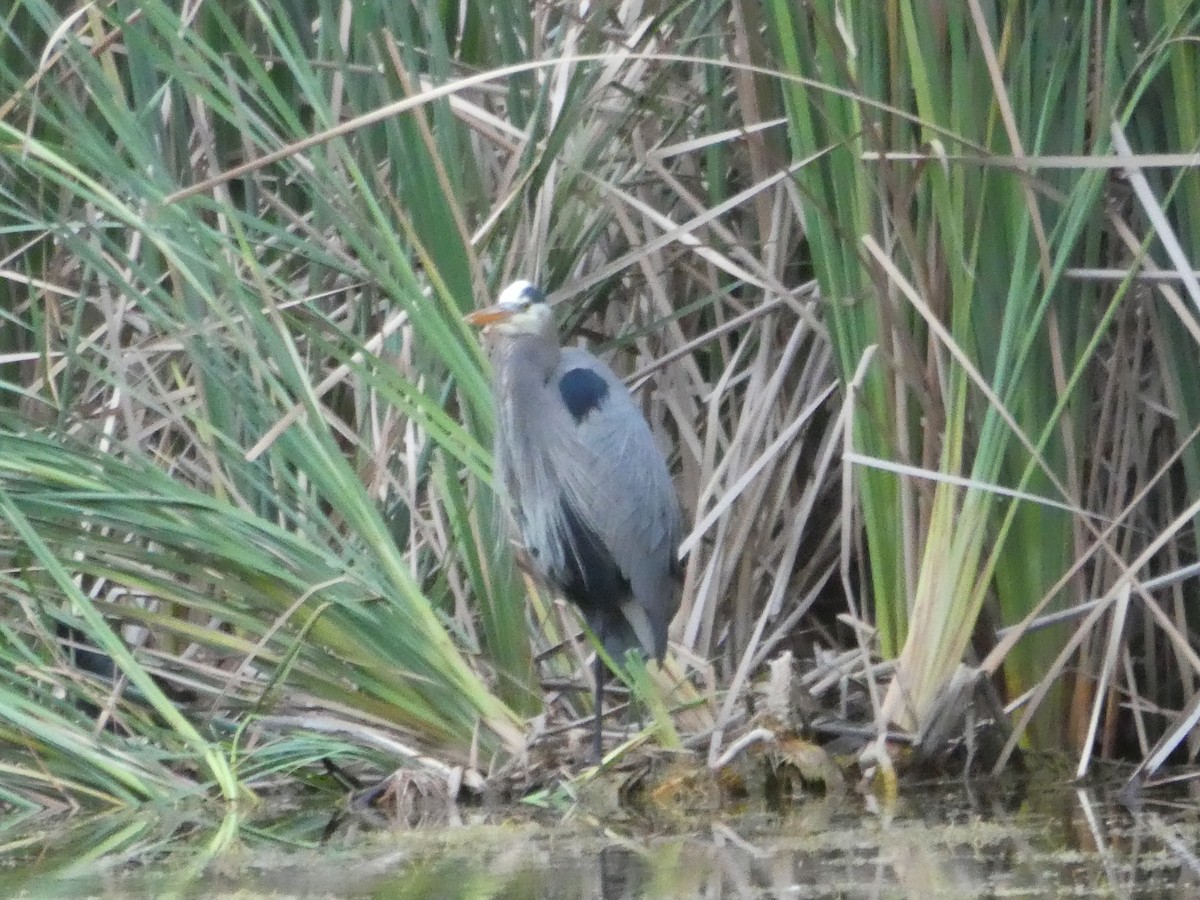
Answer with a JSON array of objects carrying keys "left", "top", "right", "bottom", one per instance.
[{"left": 495, "top": 332, "right": 559, "bottom": 387}]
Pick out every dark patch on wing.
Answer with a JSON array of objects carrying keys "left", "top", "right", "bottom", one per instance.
[
  {"left": 555, "top": 500, "right": 631, "bottom": 625},
  {"left": 558, "top": 367, "right": 609, "bottom": 423}
]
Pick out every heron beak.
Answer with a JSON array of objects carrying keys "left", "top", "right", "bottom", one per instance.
[{"left": 464, "top": 305, "right": 514, "bottom": 327}]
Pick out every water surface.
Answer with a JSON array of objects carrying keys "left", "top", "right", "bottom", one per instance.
[{"left": 5, "top": 779, "right": 1198, "bottom": 897}]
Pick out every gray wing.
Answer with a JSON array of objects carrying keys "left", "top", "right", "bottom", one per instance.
[{"left": 545, "top": 347, "right": 683, "bottom": 657}]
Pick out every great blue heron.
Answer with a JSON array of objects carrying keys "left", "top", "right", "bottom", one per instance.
[{"left": 465, "top": 280, "right": 683, "bottom": 759}]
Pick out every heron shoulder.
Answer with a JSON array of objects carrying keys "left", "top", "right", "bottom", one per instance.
[
  {"left": 557, "top": 367, "right": 609, "bottom": 423},
  {"left": 555, "top": 348, "right": 625, "bottom": 418}
]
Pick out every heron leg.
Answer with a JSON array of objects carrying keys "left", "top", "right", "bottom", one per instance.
[{"left": 591, "top": 652, "right": 605, "bottom": 762}]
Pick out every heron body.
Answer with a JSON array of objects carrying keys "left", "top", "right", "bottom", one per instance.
[{"left": 466, "top": 281, "right": 683, "bottom": 757}]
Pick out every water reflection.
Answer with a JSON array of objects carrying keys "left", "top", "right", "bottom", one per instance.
[{"left": 3, "top": 781, "right": 1199, "bottom": 897}]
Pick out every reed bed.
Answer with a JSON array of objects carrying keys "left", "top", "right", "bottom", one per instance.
[{"left": 0, "top": 0, "right": 1197, "bottom": 822}]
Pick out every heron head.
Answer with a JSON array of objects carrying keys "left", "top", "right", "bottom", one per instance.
[{"left": 464, "top": 280, "right": 554, "bottom": 336}]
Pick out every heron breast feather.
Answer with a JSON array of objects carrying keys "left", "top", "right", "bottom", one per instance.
[{"left": 558, "top": 367, "right": 609, "bottom": 423}]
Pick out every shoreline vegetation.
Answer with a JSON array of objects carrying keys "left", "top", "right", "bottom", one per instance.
[{"left": 1, "top": 0, "right": 1199, "bottom": 825}]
